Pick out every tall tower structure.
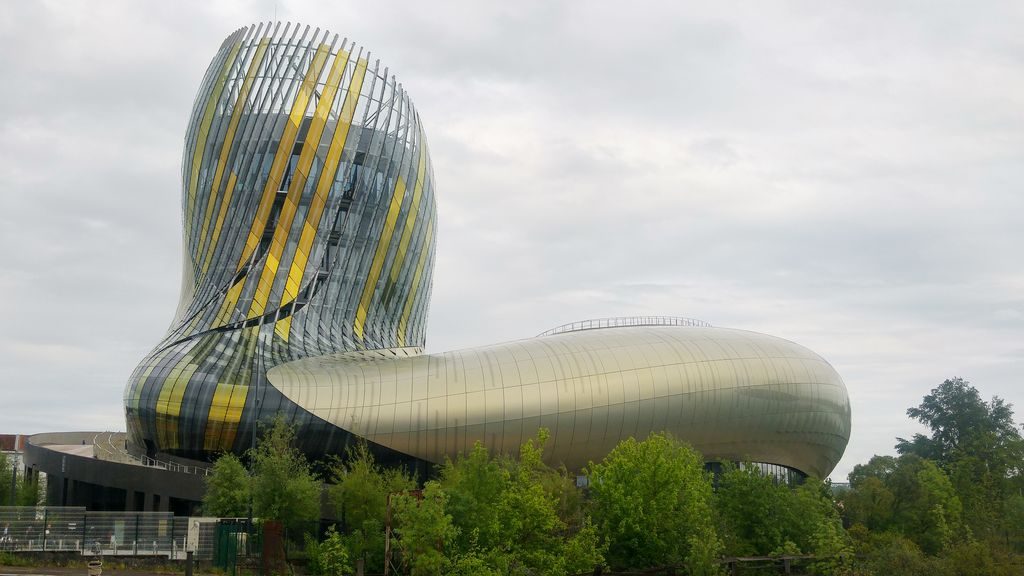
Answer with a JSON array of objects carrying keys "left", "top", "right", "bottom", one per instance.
[{"left": 124, "top": 23, "right": 437, "bottom": 458}]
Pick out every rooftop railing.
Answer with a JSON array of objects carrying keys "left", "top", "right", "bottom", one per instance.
[
  {"left": 89, "top": 432, "right": 211, "bottom": 477},
  {"left": 538, "top": 316, "right": 712, "bottom": 337}
]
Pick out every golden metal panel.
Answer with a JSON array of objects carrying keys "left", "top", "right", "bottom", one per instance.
[
  {"left": 248, "top": 43, "right": 332, "bottom": 318},
  {"left": 353, "top": 176, "right": 407, "bottom": 340},
  {"left": 384, "top": 130, "right": 428, "bottom": 302},
  {"left": 268, "top": 326, "right": 851, "bottom": 477},
  {"left": 276, "top": 57, "right": 368, "bottom": 338},
  {"left": 234, "top": 43, "right": 330, "bottom": 277},
  {"left": 397, "top": 218, "right": 433, "bottom": 346}
]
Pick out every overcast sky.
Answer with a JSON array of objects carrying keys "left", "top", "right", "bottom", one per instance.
[{"left": 1, "top": 0, "right": 1022, "bottom": 481}]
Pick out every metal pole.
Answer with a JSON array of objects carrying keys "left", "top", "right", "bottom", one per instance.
[
  {"left": 9, "top": 464, "right": 15, "bottom": 506},
  {"left": 383, "top": 494, "right": 392, "bottom": 576}
]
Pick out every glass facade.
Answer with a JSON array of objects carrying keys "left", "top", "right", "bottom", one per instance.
[{"left": 124, "top": 23, "right": 436, "bottom": 458}]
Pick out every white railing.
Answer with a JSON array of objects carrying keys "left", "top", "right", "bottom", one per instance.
[
  {"left": 90, "top": 432, "right": 211, "bottom": 477},
  {"left": 538, "top": 316, "right": 712, "bottom": 337}
]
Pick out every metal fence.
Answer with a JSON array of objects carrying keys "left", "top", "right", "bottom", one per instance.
[{"left": 0, "top": 507, "right": 191, "bottom": 558}]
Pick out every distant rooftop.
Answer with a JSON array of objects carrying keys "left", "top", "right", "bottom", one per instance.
[
  {"left": 538, "top": 316, "right": 712, "bottom": 337},
  {"left": 0, "top": 434, "right": 26, "bottom": 452}
]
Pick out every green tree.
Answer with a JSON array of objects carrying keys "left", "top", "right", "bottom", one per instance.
[
  {"left": 437, "top": 442, "right": 508, "bottom": 553},
  {"left": 841, "top": 475, "right": 895, "bottom": 531},
  {"left": 249, "top": 415, "right": 322, "bottom": 533},
  {"left": 15, "top": 473, "right": 40, "bottom": 507},
  {"left": 556, "top": 517, "right": 606, "bottom": 576},
  {"left": 716, "top": 463, "right": 849, "bottom": 565},
  {"left": 587, "top": 432, "right": 721, "bottom": 572},
  {"left": 896, "top": 377, "right": 1024, "bottom": 541},
  {"left": 203, "top": 453, "right": 250, "bottom": 517},
  {"left": 0, "top": 454, "right": 12, "bottom": 506},
  {"left": 715, "top": 464, "right": 792, "bottom": 555},
  {"left": 392, "top": 482, "right": 456, "bottom": 576},
  {"left": 0, "top": 455, "right": 39, "bottom": 507},
  {"left": 896, "top": 378, "right": 1022, "bottom": 467},
  {"left": 306, "top": 526, "right": 352, "bottom": 576},
  {"left": 328, "top": 442, "right": 413, "bottom": 572},
  {"left": 439, "top": 430, "right": 604, "bottom": 576},
  {"left": 843, "top": 454, "right": 963, "bottom": 555},
  {"left": 842, "top": 455, "right": 899, "bottom": 532},
  {"left": 861, "top": 533, "right": 935, "bottom": 576},
  {"left": 491, "top": 431, "right": 570, "bottom": 575}
]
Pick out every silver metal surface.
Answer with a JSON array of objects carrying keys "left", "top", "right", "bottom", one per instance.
[{"left": 268, "top": 325, "right": 851, "bottom": 477}]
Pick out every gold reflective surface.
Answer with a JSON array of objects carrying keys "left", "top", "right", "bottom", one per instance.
[{"left": 268, "top": 326, "right": 851, "bottom": 477}]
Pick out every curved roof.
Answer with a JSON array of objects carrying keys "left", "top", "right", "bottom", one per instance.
[{"left": 268, "top": 325, "right": 850, "bottom": 477}]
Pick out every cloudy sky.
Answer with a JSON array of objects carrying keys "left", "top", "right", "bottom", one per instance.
[{"left": 1, "top": 0, "right": 1021, "bottom": 481}]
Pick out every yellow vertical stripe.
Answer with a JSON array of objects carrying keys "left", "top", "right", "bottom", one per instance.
[
  {"left": 155, "top": 361, "right": 200, "bottom": 450},
  {"left": 132, "top": 344, "right": 176, "bottom": 411},
  {"left": 234, "top": 42, "right": 331, "bottom": 276},
  {"left": 385, "top": 131, "right": 428, "bottom": 290},
  {"left": 215, "top": 43, "right": 331, "bottom": 327},
  {"left": 196, "top": 38, "right": 271, "bottom": 277},
  {"left": 131, "top": 364, "right": 156, "bottom": 411},
  {"left": 213, "top": 276, "right": 246, "bottom": 327},
  {"left": 275, "top": 57, "right": 369, "bottom": 340},
  {"left": 204, "top": 327, "right": 258, "bottom": 450},
  {"left": 274, "top": 316, "right": 293, "bottom": 341},
  {"left": 354, "top": 176, "right": 407, "bottom": 340},
  {"left": 201, "top": 171, "right": 238, "bottom": 276},
  {"left": 248, "top": 44, "right": 334, "bottom": 318},
  {"left": 206, "top": 383, "right": 251, "bottom": 451},
  {"left": 186, "top": 40, "right": 243, "bottom": 242},
  {"left": 397, "top": 218, "right": 434, "bottom": 346}
]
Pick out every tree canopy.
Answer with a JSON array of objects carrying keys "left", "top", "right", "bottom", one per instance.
[
  {"left": 197, "top": 376, "right": 1024, "bottom": 575},
  {"left": 895, "top": 377, "right": 1024, "bottom": 541},
  {"left": 586, "top": 432, "right": 721, "bottom": 573},
  {"left": 202, "top": 452, "right": 250, "bottom": 517},
  {"left": 248, "top": 415, "right": 322, "bottom": 532}
]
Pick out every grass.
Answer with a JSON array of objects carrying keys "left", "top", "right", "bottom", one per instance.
[{"left": 0, "top": 551, "right": 35, "bottom": 567}]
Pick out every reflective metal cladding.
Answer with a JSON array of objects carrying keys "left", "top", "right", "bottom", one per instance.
[
  {"left": 268, "top": 325, "right": 850, "bottom": 478},
  {"left": 124, "top": 22, "right": 851, "bottom": 477}
]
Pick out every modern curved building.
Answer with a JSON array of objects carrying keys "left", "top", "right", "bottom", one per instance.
[
  {"left": 124, "top": 22, "right": 437, "bottom": 459},
  {"left": 123, "top": 22, "right": 851, "bottom": 479}
]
